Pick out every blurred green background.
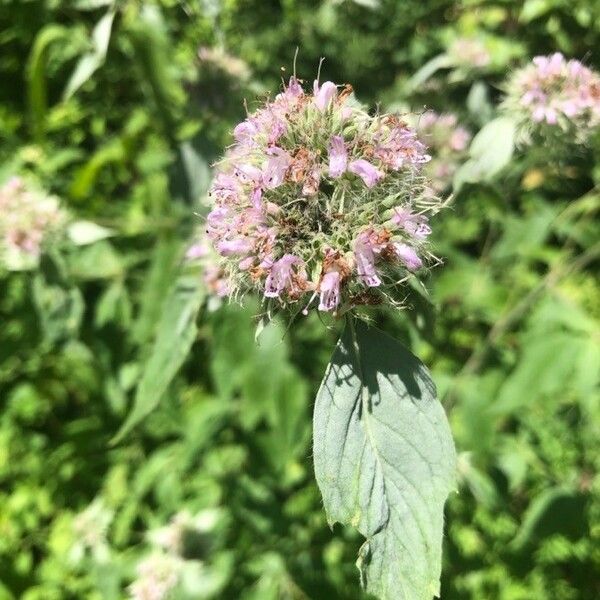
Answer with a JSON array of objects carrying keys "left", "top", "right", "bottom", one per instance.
[{"left": 1, "top": 0, "right": 599, "bottom": 598}]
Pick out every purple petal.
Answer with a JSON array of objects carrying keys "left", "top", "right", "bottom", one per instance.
[
  {"left": 313, "top": 81, "right": 337, "bottom": 112},
  {"left": 318, "top": 271, "right": 341, "bottom": 311},
  {"left": 393, "top": 243, "right": 423, "bottom": 271},
  {"left": 348, "top": 159, "right": 384, "bottom": 188},
  {"left": 328, "top": 136, "right": 348, "bottom": 178},
  {"left": 217, "top": 238, "right": 254, "bottom": 256}
]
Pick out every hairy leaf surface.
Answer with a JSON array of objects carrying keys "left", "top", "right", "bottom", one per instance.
[{"left": 313, "top": 321, "right": 456, "bottom": 600}]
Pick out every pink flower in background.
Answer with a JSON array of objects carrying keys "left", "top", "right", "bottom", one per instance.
[
  {"left": 414, "top": 111, "right": 472, "bottom": 192},
  {"left": 0, "top": 177, "right": 65, "bottom": 270},
  {"left": 504, "top": 53, "right": 600, "bottom": 139},
  {"left": 128, "top": 554, "right": 181, "bottom": 600},
  {"left": 448, "top": 37, "right": 491, "bottom": 69}
]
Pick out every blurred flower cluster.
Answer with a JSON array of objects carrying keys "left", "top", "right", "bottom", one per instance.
[
  {"left": 205, "top": 77, "right": 443, "bottom": 315},
  {"left": 415, "top": 111, "right": 472, "bottom": 193},
  {"left": 503, "top": 53, "right": 600, "bottom": 142},
  {"left": 186, "top": 237, "right": 230, "bottom": 301},
  {"left": 447, "top": 37, "right": 491, "bottom": 70},
  {"left": 0, "top": 176, "right": 65, "bottom": 270},
  {"left": 70, "top": 499, "right": 113, "bottom": 564},
  {"left": 129, "top": 509, "right": 222, "bottom": 600}
]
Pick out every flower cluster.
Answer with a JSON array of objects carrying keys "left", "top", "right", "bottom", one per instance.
[
  {"left": 415, "top": 111, "right": 471, "bottom": 193},
  {"left": 503, "top": 53, "right": 600, "bottom": 141},
  {"left": 129, "top": 553, "right": 182, "bottom": 600},
  {"left": 129, "top": 509, "right": 222, "bottom": 600},
  {"left": 70, "top": 499, "right": 113, "bottom": 564},
  {"left": 0, "top": 177, "right": 65, "bottom": 270},
  {"left": 186, "top": 237, "right": 230, "bottom": 300},
  {"left": 447, "top": 38, "right": 491, "bottom": 70},
  {"left": 205, "top": 77, "right": 444, "bottom": 315}
]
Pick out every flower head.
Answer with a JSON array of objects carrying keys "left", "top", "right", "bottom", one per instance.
[
  {"left": 448, "top": 37, "right": 491, "bottom": 70},
  {"left": 205, "top": 77, "right": 443, "bottom": 315},
  {"left": 0, "top": 177, "right": 66, "bottom": 270},
  {"left": 413, "top": 111, "right": 472, "bottom": 192},
  {"left": 502, "top": 53, "right": 600, "bottom": 143},
  {"left": 128, "top": 553, "right": 182, "bottom": 600}
]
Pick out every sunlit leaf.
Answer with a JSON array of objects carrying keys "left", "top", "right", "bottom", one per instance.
[
  {"left": 63, "top": 9, "right": 115, "bottom": 99},
  {"left": 314, "top": 320, "right": 456, "bottom": 600},
  {"left": 112, "top": 275, "right": 204, "bottom": 442}
]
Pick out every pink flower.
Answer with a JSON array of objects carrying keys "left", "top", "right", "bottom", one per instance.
[
  {"left": 328, "top": 136, "right": 348, "bottom": 178},
  {"left": 318, "top": 271, "right": 341, "bottom": 311},
  {"left": 264, "top": 254, "right": 305, "bottom": 298},
  {"left": 354, "top": 233, "right": 381, "bottom": 287},
  {"left": 393, "top": 243, "right": 423, "bottom": 271},
  {"left": 234, "top": 119, "right": 259, "bottom": 143},
  {"left": 313, "top": 81, "right": 337, "bottom": 112},
  {"left": 374, "top": 125, "right": 430, "bottom": 170},
  {"left": 348, "top": 159, "right": 384, "bottom": 188},
  {"left": 185, "top": 242, "right": 209, "bottom": 260},
  {"left": 217, "top": 238, "right": 254, "bottom": 256},
  {"left": 263, "top": 147, "right": 292, "bottom": 189},
  {"left": 449, "top": 127, "right": 471, "bottom": 152},
  {"left": 391, "top": 208, "right": 431, "bottom": 240}
]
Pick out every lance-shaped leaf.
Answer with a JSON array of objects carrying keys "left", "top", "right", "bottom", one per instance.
[
  {"left": 313, "top": 321, "right": 456, "bottom": 600},
  {"left": 112, "top": 274, "right": 204, "bottom": 443}
]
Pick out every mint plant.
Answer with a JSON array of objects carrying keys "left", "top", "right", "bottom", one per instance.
[{"left": 204, "top": 76, "right": 457, "bottom": 599}]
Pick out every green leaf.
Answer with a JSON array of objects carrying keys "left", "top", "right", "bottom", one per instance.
[
  {"left": 453, "top": 116, "right": 516, "bottom": 190},
  {"left": 26, "top": 25, "right": 69, "bottom": 141},
  {"left": 408, "top": 54, "right": 452, "bottom": 91},
  {"left": 510, "top": 487, "right": 586, "bottom": 551},
  {"left": 112, "top": 275, "right": 204, "bottom": 442},
  {"left": 64, "top": 10, "right": 115, "bottom": 99},
  {"left": 313, "top": 320, "right": 456, "bottom": 600},
  {"left": 67, "top": 220, "right": 115, "bottom": 245}
]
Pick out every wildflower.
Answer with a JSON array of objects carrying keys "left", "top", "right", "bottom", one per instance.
[
  {"left": 128, "top": 553, "right": 182, "bottom": 600},
  {"left": 313, "top": 80, "right": 338, "bottom": 111},
  {"left": 392, "top": 209, "right": 432, "bottom": 240},
  {"left": 319, "top": 271, "right": 341, "bottom": 311},
  {"left": 448, "top": 37, "right": 491, "bottom": 69},
  {"left": 328, "top": 135, "right": 348, "bottom": 178},
  {"left": 354, "top": 233, "right": 382, "bottom": 287},
  {"left": 502, "top": 53, "right": 600, "bottom": 142},
  {"left": 264, "top": 254, "right": 307, "bottom": 298},
  {"left": 393, "top": 243, "right": 423, "bottom": 271},
  {"left": 0, "top": 177, "right": 65, "bottom": 270},
  {"left": 413, "top": 111, "right": 472, "bottom": 192},
  {"left": 69, "top": 499, "right": 113, "bottom": 564},
  {"left": 348, "top": 159, "right": 384, "bottom": 188},
  {"left": 205, "top": 76, "right": 442, "bottom": 315}
]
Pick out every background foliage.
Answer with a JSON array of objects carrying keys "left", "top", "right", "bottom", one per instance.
[{"left": 1, "top": 0, "right": 599, "bottom": 598}]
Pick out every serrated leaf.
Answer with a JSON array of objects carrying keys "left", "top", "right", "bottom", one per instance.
[
  {"left": 313, "top": 321, "right": 456, "bottom": 600},
  {"left": 112, "top": 275, "right": 204, "bottom": 442}
]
